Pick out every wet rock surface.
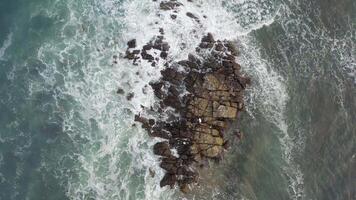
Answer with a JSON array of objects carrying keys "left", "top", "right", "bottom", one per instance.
[
  {"left": 160, "top": 0, "right": 183, "bottom": 11},
  {"left": 122, "top": 4, "right": 249, "bottom": 192}
]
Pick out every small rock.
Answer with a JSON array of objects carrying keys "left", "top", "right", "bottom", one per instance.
[
  {"left": 186, "top": 12, "right": 199, "bottom": 22},
  {"left": 127, "top": 39, "right": 136, "bottom": 48},
  {"left": 116, "top": 88, "right": 125, "bottom": 94},
  {"left": 126, "top": 92, "right": 134, "bottom": 101},
  {"left": 160, "top": 51, "right": 168, "bottom": 59},
  {"left": 149, "top": 167, "right": 156, "bottom": 177},
  {"left": 132, "top": 49, "right": 140, "bottom": 54},
  {"left": 159, "top": 28, "right": 164, "bottom": 35},
  {"left": 160, "top": 1, "right": 182, "bottom": 10}
]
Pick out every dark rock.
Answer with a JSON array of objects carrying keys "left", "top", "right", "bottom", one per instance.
[
  {"left": 178, "top": 60, "right": 198, "bottom": 69},
  {"left": 160, "top": 173, "right": 176, "bottom": 188},
  {"left": 127, "top": 39, "right": 136, "bottom": 48},
  {"left": 202, "top": 33, "right": 214, "bottom": 43},
  {"left": 123, "top": 33, "right": 249, "bottom": 193},
  {"left": 215, "top": 42, "right": 225, "bottom": 51},
  {"left": 159, "top": 28, "right": 164, "bottom": 35},
  {"left": 126, "top": 92, "right": 134, "bottom": 101},
  {"left": 186, "top": 12, "right": 199, "bottom": 22},
  {"left": 170, "top": 14, "right": 177, "bottom": 19},
  {"left": 153, "top": 142, "right": 172, "bottom": 157},
  {"left": 149, "top": 119, "right": 155, "bottom": 126},
  {"left": 161, "top": 68, "right": 184, "bottom": 85},
  {"left": 160, "top": 1, "right": 183, "bottom": 11},
  {"left": 116, "top": 88, "right": 125, "bottom": 94},
  {"left": 160, "top": 161, "right": 177, "bottom": 173},
  {"left": 134, "top": 115, "right": 152, "bottom": 131},
  {"left": 141, "top": 51, "right": 154, "bottom": 61},
  {"left": 150, "top": 130, "right": 171, "bottom": 139},
  {"left": 162, "top": 42, "right": 170, "bottom": 51},
  {"left": 124, "top": 51, "right": 136, "bottom": 60},
  {"left": 160, "top": 51, "right": 168, "bottom": 59},
  {"left": 150, "top": 81, "right": 165, "bottom": 99},
  {"left": 132, "top": 49, "right": 140, "bottom": 54},
  {"left": 143, "top": 44, "right": 153, "bottom": 51}
]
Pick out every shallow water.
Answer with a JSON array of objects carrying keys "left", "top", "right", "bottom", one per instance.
[{"left": 0, "top": 0, "right": 355, "bottom": 200}]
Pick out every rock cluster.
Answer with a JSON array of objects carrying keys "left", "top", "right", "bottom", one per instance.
[{"left": 121, "top": 1, "right": 249, "bottom": 193}]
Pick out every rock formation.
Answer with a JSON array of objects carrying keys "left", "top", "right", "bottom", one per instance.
[{"left": 120, "top": 0, "right": 250, "bottom": 193}]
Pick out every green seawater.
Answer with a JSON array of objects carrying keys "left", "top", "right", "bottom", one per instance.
[{"left": 0, "top": 0, "right": 354, "bottom": 200}]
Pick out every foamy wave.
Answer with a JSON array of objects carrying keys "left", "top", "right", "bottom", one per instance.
[
  {"left": 35, "top": 0, "right": 169, "bottom": 199},
  {"left": 31, "top": 0, "right": 307, "bottom": 199},
  {"left": 238, "top": 35, "right": 304, "bottom": 199},
  {"left": 0, "top": 32, "right": 13, "bottom": 61}
]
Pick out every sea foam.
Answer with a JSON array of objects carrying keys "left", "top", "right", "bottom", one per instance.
[{"left": 34, "top": 0, "right": 305, "bottom": 199}]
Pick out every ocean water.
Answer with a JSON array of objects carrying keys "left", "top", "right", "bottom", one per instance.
[{"left": 0, "top": 0, "right": 354, "bottom": 200}]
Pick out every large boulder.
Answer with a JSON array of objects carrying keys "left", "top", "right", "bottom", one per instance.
[
  {"left": 153, "top": 142, "right": 172, "bottom": 157},
  {"left": 160, "top": 173, "right": 177, "bottom": 188}
]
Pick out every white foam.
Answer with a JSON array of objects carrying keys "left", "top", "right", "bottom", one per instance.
[
  {"left": 0, "top": 32, "right": 13, "bottom": 61},
  {"left": 31, "top": 0, "right": 308, "bottom": 199},
  {"left": 238, "top": 35, "right": 304, "bottom": 199},
  {"left": 121, "top": 0, "right": 306, "bottom": 199}
]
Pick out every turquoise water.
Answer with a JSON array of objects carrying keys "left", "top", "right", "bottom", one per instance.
[{"left": 0, "top": 0, "right": 354, "bottom": 200}]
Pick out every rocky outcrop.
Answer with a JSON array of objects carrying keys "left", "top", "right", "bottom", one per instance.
[
  {"left": 160, "top": 0, "right": 183, "bottom": 11},
  {"left": 121, "top": 2, "right": 249, "bottom": 192}
]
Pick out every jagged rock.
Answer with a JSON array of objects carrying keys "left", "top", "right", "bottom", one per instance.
[
  {"left": 160, "top": 173, "right": 176, "bottom": 188},
  {"left": 160, "top": 1, "right": 183, "bottom": 10},
  {"left": 132, "top": 49, "right": 140, "bottom": 54},
  {"left": 186, "top": 12, "right": 199, "bottom": 22},
  {"left": 186, "top": 12, "right": 197, "bottom": 19},
  {"left": 134, "top": 115, "right": 153, "bottom": 132},
  {"left": 153, "top": 142, "right": 172, "bottom": 157},
  {"left": 123, "top": 33, "right": 249, "bottom": 192},
  {"left": 202, "top": 33, "right": 214, "bottom": 43},
  {"left": 149, "top": 167, "right": 156, "bottom": 177},
  {"left": 160, "top": 51, "right": 168, "bottom": 59},
  {"left": 143, "top": 44, "right": 153, "bottom": 51},
  {"left": 127, "top": 39, "right": 136, "bottom": 48},
  {"left": 141, "top": 51, "right": 154, "bottom": 61},
  {"left": 159, "top": 28, "right": 164, "bottom": 35},
  {"left": 116, "top": 88, "right": 125, "bottom": 94},
  {"left": 124, "top": 51, "right": 136, "bottom": 60},
  {"left": 160, "top": 160, "right": 177, "bottom": 173},
  {"left": 126, "top": 92, "right": 134, "bottom": 101}
]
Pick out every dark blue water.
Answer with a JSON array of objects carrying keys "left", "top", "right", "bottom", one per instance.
[{"left": 0, "top": 0, "right": 354, "bottom": 200}]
